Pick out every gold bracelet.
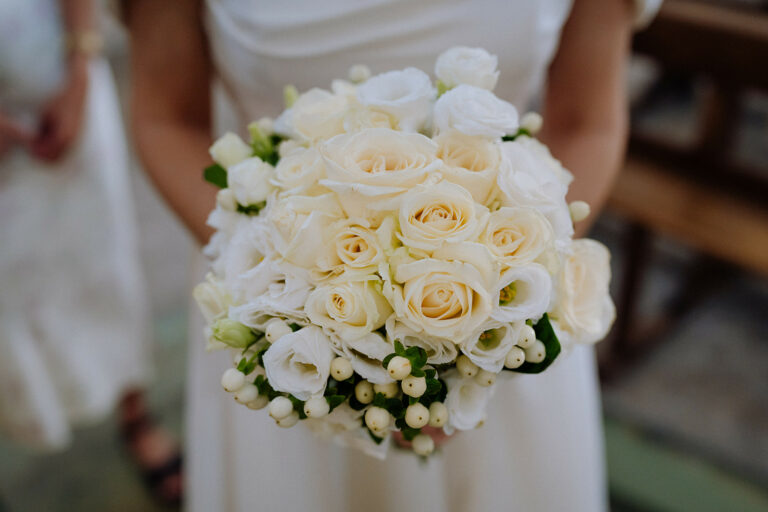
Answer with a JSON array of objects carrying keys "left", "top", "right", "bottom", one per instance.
[{"left": 66, "top": 30, "right": 104, "bottom": 58}]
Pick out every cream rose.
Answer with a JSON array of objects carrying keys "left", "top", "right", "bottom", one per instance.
[
  {"left": 397, "top": 180, "right": 486, "bottom": 251},
  {"left": 272, "top": 147, "right": 326, "bottom": 195},
  {"left": 480, "top": 207, "right": 554, "bottom": 268},
  {"left": 433, "top": 85, "right": 519, "bottom": 139},
  {"left": 342, "top": 105, "right": 398, "bottom": 133},
  {"left": 306, "top": 280, "right": 392, "bottom": 341},
  {"left": 384, "top": 316, "right": 458, "bottom": 365},
  {"left": 313, "top": 218, "right": 388, "bottom": 282},
  {"left": 443, "top": 371, "right": 493, "bottom": 432},
  {"left": 262, "top": 326, "right": 335, "bottom": 400},
  {"left": 461, "top": 321, "right": 519, "bottom": 372},
  {"left": 209, "top": 132, "right": 252, "bottom": 169},
  {"left": 356, "top": 68, "right": 434, "bottom": 132},
  {"left": 435, "top": 132, "right": 502, "bottom": 205},
  {"left": 340, "top": 331, "right": 394, "bottom": 384},
  {"left": 435, "top": 46, "right": 499, "bottom": 91},
  {"left": 491, "top": 263, "right": 552, "bottom": 323},
  {"left": 552, "top": 239, "right": 615, "bottom": 345},
  {"left": 228, "top": 157, "right": 276, "bottom": 206},
  {"left": 273, "top": 88, "right": 348, "bottom": 143},
  {"left": 319, "top": 128, "right": 441, "bottom": 213}
]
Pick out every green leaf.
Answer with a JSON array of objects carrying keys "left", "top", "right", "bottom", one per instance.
[
  {"left": 288, "top": 322, "right": 301, "bottom": 332},
  {"left": 289, "top": 395, "right": 307, "bottom": 419},
  {"left": 425, "top": 379, "right": 441, "bottom": 396},
  {"left": 410, "top": 368, "right": 426, "bottom": 378},
  {"left": 382, "top": 353, "right": 396, "bottom": 369},
  {"left": 386, "top": 398, "right": 405, "bottom": 419},
  {"left": 401, "top": 427, "right": 420, "bottom": 442},
  {"left": 203, "top": 163, "right": 228, "bottom": 188},
  {"left": 325, "top": 394, "right": 346, "bottom": 412},
  {"left": 372, "top": 393, "right": 387, "bottom": 409},
  {"left": 425, "top": 369, "right": 437, "bottom": 380},
  {"left": 394, "top": 340, "right": 406, "bottom": 356},
  {"left": 409, "top": 396, "right": 418, "bottom": 405},
  {"left": 348, "top": 394, "right": 367, "bottom": 411},
  {"left": 367, "top": 429, "right": 384, "bottom": 445},
  {"left": 501, "top": 128, "right": 533, "bottom": 142},
  {"left": 510, "top": 313, "right": 562, "bottom": 374},
  {"left": 236, "top": 201, "right": 266, "bottom": 216}
]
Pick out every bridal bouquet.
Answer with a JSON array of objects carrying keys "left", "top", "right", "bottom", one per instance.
[{"left": 195, "top": 47, "right": 615, "bottom": 458}]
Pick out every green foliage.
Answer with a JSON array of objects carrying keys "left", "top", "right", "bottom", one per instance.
[
  {"left": 381, "top": 340, "right": 429, "bottom": 378},
  {"left": 203, "top": 163, "right": 228, "bottom": 188},
  {"left": 236, "top": 201, "right": 266, "bottom": 216},
  {"left": 325, "top": 394, "right": 346, "bottom": 412},
  {"left": 289, "top": 395, "right": 307, "bottom": 419},
  {"left": 509, "top": 313, "right": 562, "bottom": 374},
  {"left": 501, "top": 127, "right": 532, "bottom": 142}
]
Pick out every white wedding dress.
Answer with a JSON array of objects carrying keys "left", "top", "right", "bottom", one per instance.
[{"left": 188, "top": 1, "right": 660, "bottom": 510}]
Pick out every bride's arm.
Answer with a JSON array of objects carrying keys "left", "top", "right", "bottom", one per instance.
[
  {"left": 539, "top": 0, "right": 635, "bottom": 235},
  {"left": 124, "top": 0, "right": 215, "bottom": 244}
]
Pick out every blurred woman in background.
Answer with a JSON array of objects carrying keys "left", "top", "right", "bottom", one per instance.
[{"left": 0, "top": 0, "right": 180, "bottom": 505}]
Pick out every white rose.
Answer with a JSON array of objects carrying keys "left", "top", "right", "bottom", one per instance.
[
  {"left": 209, "top": 132, "right": 252, "bottom": 169},
  {"left": 491, "top": 263, "right": 552, "bottom": 323},
  {"left": 342, "top": 104, "right": 398, "bottom": 133},
  {"left": 443, "top": 371, "right": 493, "bottom": 432},
  {"left": 214, "top": 216, "right": 269, "bottom": 291},
  {"left": 272, "top": 147, "right": 326, "bottom": 195},
  {"left": 552, "top": 239, "right": 615, "bottom": 344},
  {"left": 435, "top": 132, "right": 502, "bottom": 205},
  {"left": 497, "top": 139, "right": 574, "bottom": 249},
  {"left": 356, "top": 68, "right": 434, "bottom": 132},
  {"left": 193, "top": 273, "right": 232, "bottom": 325},
  {"left": 262, "top": 326, "right": 335, "bottom": 400},
  {"left": 228, "top": 157, "right": 276, "bottom": 206},
  {"left": 267, "top": 193, "right": 344, "bottom": 268},
  {"left": 313, "top": 217, "right": 389, "bottom": 282},
  {"left": 461, "top": 321, "right": 519, "bottom": 372},
  {"left": 435, "top": 46, "right": 499, "bottom": 91},
  {"left": 397, "top": 180, "right": 486, "bottom": 251},
  {"left": 319, "top": 128, "right": 440, "bottom": 214},
  {"left": 384, "top": 316, "right": 458, "bottom": 365},
  {"left": 340, "top": 331, "right": 394, "bottom": 384},
  {"left": 273, "top": 88, "right": 348, "bottom": 143},
  {"left": 306, "top": 280, "right": 392, "bottom": 341},
  {"left": 480, "top": 207, "right": 554, "bottom": 268},
  {"left": 433, "top": 85, "right": 519, "bottom": 139},
  {"left": 517, "top": 136, "right": 573, "bottom": 188}
]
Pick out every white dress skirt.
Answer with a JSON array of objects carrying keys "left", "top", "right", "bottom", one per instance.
[
  {"left": 187, "top": 1, "right": 660, "bottom": 510},
  {"left": 0, "top": 0, "right": 150, "bottom": 450}
]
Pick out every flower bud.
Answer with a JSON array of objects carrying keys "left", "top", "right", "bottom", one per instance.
[
  {"left": 276, "top": 411, "right": 300, "bottom": 428},
  {"left": 355, "top": 381, "right": 374, "bottom": 404},
  {"left": 216, "top": 189, "right": 238, "bottom": 211},
  {"left": 504, "top": 346, "right": 526, "bottom": 369},
  {"left": 373, "top": 382, "right": 399, "bottom": 399},
  {"left": 348, "top": 64, "right": 372, "bottom": 83},
  {"left": 387, "top": 356, "right": 412, "bottom": 380},
  {"left": 569, "top": 201, "right": 591, "bottom": 223},
  {"left": 428, "top": 402, "right": 448, "bottom": 427},
  {"left": 210, "top": 132, "right": 251, "bottom": 169},
  {"left": 268, "top": 396, "right": 294, "bottom": 420},
  {"left": 520, "top": 112, "right": 543, "bottom": 134},
  {"left": 524, "top": 340, "right": 546, "bottom": 363},
  {"left": 474, "top": 369, "right": 496, "bottom": 387},
  {"left": 265, "top": 318, "right": 293, "bottom": 343},
  {"left": 221, "top": 368, "right": 246, "bottom": 393},
  {"left": 364, "top": 406, "right": 390, "bottom": 431},
  {"left": 233, "top": 385, "right": 258, "bottom": 405},
  {"left": 330, "top": 357, "right": 354, "bottom": 381},
  {"left": 246, "top": 395, "right": 269, "bottom": 410},
  {"left": 304, "top": 396, "right": 330, "bottom": 418},
  {"left": 212, "top": 318, "right": 256, "bottom": 349},
  {"left": 401, "top": 375, "right": 427, "bottom": 398},
  {"left": 412, "top": 433, "right": 435, "bottom": 456},
  {"left": 517, "top": 325, "right": 536, "bottom": 349},
  {"left": 456, "top": 355, "right": 479, "bottom": 378},
  {"left": 405, "top": 403, "right": 429, "bottom": 429}
]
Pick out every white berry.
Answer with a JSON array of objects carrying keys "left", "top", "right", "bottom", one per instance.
[
  {"left": 428, "top": 402, "right": 448, "bottom": 427},
  {"left": 405, "top": 403, "right": 429, "bottom": 429},
  {"left": 456, "top": 355, "right": 479, "bottom": 378},
  {"left": 412, "top": 434, "right": 435, "bottom": 456},
  {"left": 268, "top": 396, "right": 294, "bottom": 420},
  {"left": 330, "top": 357, "right": 354, "bottom": 381},
  {"left": 355, "top": 381, "right": 374, "bottom": 404},
  {"left": 387, "top": 356, "right": 412, "bottom": 380},
  {"left": 246, "top": 395, "right": 269, "bottom": 410},
  {"left": 475, "top": 369, "right": 496, "bottom": 387},
  {"left": 265, "top": 318, "right": 292, "bottom": 343},
  {"left": 401, "top": 375, "right": 427, "bottom": 398},
  {"left": 233, "top": 385, "right": 258, "bottom": 404},
  {"left": 517, "top": 325, "right": 536, "bottom": 348},
  {"left": 304, "top": 396, "right": 330, "bottom": 418},
  {"left": 520, "top": 112, "right": 543, "bottom": 134},
  {"left": 364, "top": 406, "right": 390, "bottom": 431},
  {"left": 524, "top": 340, "right": 546, "bottom": 363},
  {"left": 504, "top": 346, "right": 526, "bottom": 369},
  {"left": 221, "top": 368, "right": 246, "bottom": 393},
  {"left": 348, "top": 64, "right": 371, "bottom": 83},
  {"left": 569, "top": 200, "right": 591, "bottom": 223},
  {"left": 373, "top": 382, "right": 400, "bottom": 398},
  {"left": 216, "top": 189, "right": 237, "bottom": 211},
  {"left": 276, "top": 411, "right": 300, "bottom": 428}
]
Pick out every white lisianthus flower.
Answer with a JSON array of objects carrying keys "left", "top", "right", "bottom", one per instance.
[
  {"left": 461, "top": 321, "right": 519, "bottom": 372},
  {"left": 551, "top": 239, "right": 615, "bottom": 344},
  {"left": 267, "top": 193, "right": 344, "bottom": 268},
  {"left": 306, "top": 280, "right": 392, "bottom": 341},
  {"left": 193, "top": 273, "right": 232, "bottom": 325},
  {"left": 273, "top": 147, "right": 327, "bottom": 195},
  {"left": 313, "top": 217, "right": 389, "bottom": 282},
  {"left": 435, "top": 132, "right": 502, "bottom": 205},
  {"left": 497, "top": 139, "right": 574, "bottom": 249},
  {"left": 443, "top": 371, "right": 494, "bottom": 432},
  {"left": 214, "top": 217, "right": 269, "bottom": 292},
  {"left": 273, "top": 88, "right": 348, "bottom": 143},
  {"left": 480, "top": 207, "right": 554, "bottom": 268},
  {"left": 319, "top": 128, "right": 441, "bottom": 214},
  {"left": 385, "top": 316, "right": 458, "bottom": 364},
  {"left": 304, "top": 403, "right": 391, "bottom": 460},
  {"left": 340, "top": 331, "right": 394, "bottom": 384},
  {"left": 435, "top": 46, "right": 499, "bottom": 91},
  {"left": 517, "top": 136, "right": 573, "bottom": 188},
  {"left": 491, "top": 263, "right": 552, "bottom": 323},
  {"left": 433, "top": 85, "right": 519, "bottom": 139},
  {"left": 209, "top": 132, "right": 252, "bottom": 169},
  {"left": 227, "top": 157, "right": 276, "bottom": 206},
  {"left": 262, "top": 326, "right": 335, "bottom": 400},
  {"left": 356, "top": 68, "right": 434, "bottom": 132},
  {"left": 397, "top": 180, "right": 486, "bottom": 251}
]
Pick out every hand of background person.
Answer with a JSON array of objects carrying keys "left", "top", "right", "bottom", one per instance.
[
  {"left": 29, "top": 57, "right": 88, "bottom": 162},
  {"left": 0, "top": 113, "right": 33, "bottom": 159}
]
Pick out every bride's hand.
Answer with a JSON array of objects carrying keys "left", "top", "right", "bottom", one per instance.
[
  {"left": 393, "top": 426, "right": 452, "bottom": 449},
  {"left": 0, "top": 113, "right": 32, "bottom": 159}
]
